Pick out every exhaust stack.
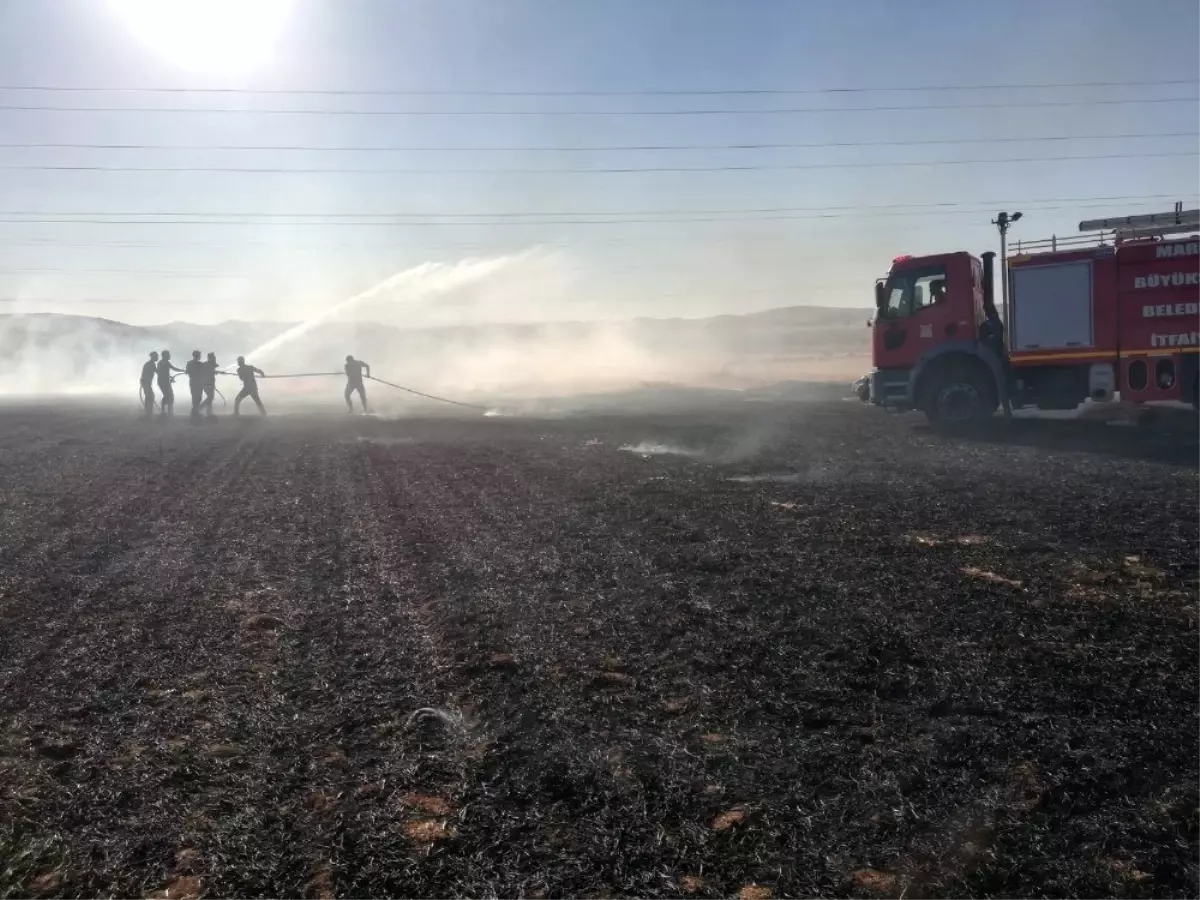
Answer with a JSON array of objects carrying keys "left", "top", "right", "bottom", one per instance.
[{"left": 981, "top": 251, "right": 996, "bottom": 314}]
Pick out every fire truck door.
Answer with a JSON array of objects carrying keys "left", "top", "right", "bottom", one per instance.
[{"left": 874, "top": 264, "right": 955, "bottom": 369}]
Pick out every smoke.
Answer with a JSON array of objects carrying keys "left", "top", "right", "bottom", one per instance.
[
  {"left": 619, "top": 442, "right": 705, "bottom": 458},
  {"left": 712, "top": 422, "right": 786, "bottom": 463},
  {"left": 0, "top": 313, "right": 152, "bottom": 397},
  {"left": 618, "top": 421, "right": 784, "bottom": 463},
  {"left": 423, "top": 323, "right": 695, "bottom": 398},
  {"left": 0, "top": 246, "right": 871, "bottom": 405},
  {"left": 224, "top": 246, "right": 867, "bottom": 405},
  {"left": 727, "top": 470, "right": 830, "bottom": 484}
]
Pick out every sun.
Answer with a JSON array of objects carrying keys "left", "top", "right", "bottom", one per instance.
[{"left": 108, "top": 0, "right": 293, "bottom": 74}]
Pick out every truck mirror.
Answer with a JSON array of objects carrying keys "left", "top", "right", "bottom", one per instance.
[{"left": 874, "top": 281, "right": 885, "bottom": 310}]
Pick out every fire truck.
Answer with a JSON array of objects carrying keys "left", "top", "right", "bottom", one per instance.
[{"left": 869, "top": 205, "right": 1200, "bottom": 426}]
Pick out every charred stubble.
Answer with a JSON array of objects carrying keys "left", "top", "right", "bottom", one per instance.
[{"left": 0, "top": 402, "right": 1195, "bottom": 898}]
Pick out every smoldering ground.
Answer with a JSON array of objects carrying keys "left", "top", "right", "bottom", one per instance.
[{"left": 0, "top": 398, "right": 1194, "bottom": 898}]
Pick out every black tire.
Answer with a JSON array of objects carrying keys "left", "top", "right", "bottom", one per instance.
[{"left": 922, "top": 363, "right": 997, "bottom": 428}]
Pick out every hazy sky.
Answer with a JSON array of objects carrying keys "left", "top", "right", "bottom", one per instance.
[{"left": 0, "top": 0, "right": 1196, "bottom": 326}]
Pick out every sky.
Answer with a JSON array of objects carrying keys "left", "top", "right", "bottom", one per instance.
[{"left": 0, "top": 0, "right": 1196, "bottom": 326}]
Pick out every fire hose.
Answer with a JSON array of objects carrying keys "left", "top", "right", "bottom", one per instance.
[
  {"left": 365, "top": 374, "right": 490, "bottom": 411},
  {"left": 221, "top": 370, "right": 490, "bottom": 411},
  {"left": 139, "top": 369, "right": 489, "bottom": 413},
  {"left": 255, "top": 371, "right": 342, "bottom": 379}
]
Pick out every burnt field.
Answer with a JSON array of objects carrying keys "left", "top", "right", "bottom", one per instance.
[{"left": 0, "top": 399, "right": 1196, "bottom": 898}]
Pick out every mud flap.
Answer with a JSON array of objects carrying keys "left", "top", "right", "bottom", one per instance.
[{"left": 1180, "top": 352, "right": 1199, "bottom": 409}]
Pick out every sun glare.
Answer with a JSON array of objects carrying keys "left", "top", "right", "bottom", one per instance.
[{"left": 109, "top": 0, "right": 292, "bottom": 74}]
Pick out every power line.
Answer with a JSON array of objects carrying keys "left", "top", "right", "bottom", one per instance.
[
  {"left": 2, "top": 238, "right": 555, "bottom": 250},
  {"left": 0, "top": 78, "right": 1193, "bottom": 97},
  {"left": 0, "top": 193, "right": 1189, "bottom": 223},
  {"left": 2, "top": 199, "right": 1191, "bottom": 232},
  {"left": 1, "top": 236, "right": 574, "bottom": 250},
  {"left": 0, "top": 132, "right": 1192, "bottom": 154},
  {"left": 3, "top": 193, "right": 1192, "bottom": 284},
  {"left": 0, "top": 264, "right": 887, "bottom": 279},
  {"left": 0, "top": 199, "right": 1192, "bottom": 235},
  {"left": 0, "top": 216, "right": 996, "bottom": 228},
  {"left": 0, "top": 150, "right": 1191, "bottom": 175},
  {"left": 0, "top": 297, "right": 219, "bottom": 306},
  {"left": 0, "top": 285, "right": 881, "bottom": 308},
  {"left": 0, "top": 266, "right": 253, "bottom": 279},
  {"left": 0, "top": 96, "right": 1195, "bottom": 116}
]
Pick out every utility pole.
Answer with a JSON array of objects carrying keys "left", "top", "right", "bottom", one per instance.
[{"left": 991, "top": 211, "right": 1022, "bottom": 349}]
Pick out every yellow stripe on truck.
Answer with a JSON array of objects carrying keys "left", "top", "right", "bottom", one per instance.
[
  {"left": 1010, "top": 350, "right": 1115, "bottom": 364},
  {"left": 1121, "top": 346, "right": 1200, "bottom": 357},
  {"left": 1011, "top": 347, "right": 1199, "bottom": 365}
]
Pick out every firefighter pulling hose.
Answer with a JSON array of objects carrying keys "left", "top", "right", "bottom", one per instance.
[
  {"left": 139, "top": 351, "right": 158, "bottom": 416},
  {"left": 201, "top": 353, "right": 225, "bottom": 413},
  {"left": 135, "top": 354, "right": 491, "bottom": 417},
  {"left": 138, "top": 381, "right": 157, "bottom": 414}
]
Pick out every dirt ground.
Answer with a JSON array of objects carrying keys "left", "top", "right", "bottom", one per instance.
[{"left": 0, "top": 398, "right": 1196, "bottom": 898}]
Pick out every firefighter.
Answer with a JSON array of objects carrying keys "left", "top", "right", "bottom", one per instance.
[
  {"left": 344, "top": 355, "right": 370, "bottom": 413},
  {"left": 233, "top": 356, "right": 267, "bottom": 416},
  {"left": 185, "top": 350, "right": 205, "bottom": 418},
  {"left": 140, "top": 351, "right": 159, "bottom": 417},
  {"left": 156, "top": 350, "right": 184, "bottom": 417},
  {"left": 979, "top": 307, "right": 1013, "bottom": 419},
  {"left": 200, "top": 352, "right": 219, "bottom": 416}
]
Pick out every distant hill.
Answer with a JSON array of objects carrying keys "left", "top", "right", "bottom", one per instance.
[
  {"left": 0, "top": 314, "right": 167, "bottom": 391},
  {"left": 0, "top": 306, "right": 872, "bottom": 397}
]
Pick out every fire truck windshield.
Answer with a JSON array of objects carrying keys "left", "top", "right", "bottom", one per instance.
[{"left": 877, "top": 266, "right": 948, "bottom": 320}]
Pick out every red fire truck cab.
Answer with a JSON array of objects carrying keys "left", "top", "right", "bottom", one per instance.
[{"left": 869, "top": 206, "right": 1199, "bottom": 426}]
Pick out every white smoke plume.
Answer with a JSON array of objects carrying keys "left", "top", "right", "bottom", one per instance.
[{"left": 0, "top": 246, "right": 871, "bottom": 406}]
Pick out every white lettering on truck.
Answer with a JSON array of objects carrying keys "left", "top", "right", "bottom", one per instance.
[
  {"left": 1133, "top": 272, "right": 1200, "bottom": 289},
  {"left": 1155, "top": 242, "right": 1199, "bottom": 258},
  {"left": 1142, "top": 302, "right": 1200, "bottom": 318},
  {"left": 1150, "top": 332, "right": 1199, "bottom": 347}
]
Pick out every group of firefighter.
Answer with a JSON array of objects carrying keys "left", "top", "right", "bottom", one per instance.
[{"left": 139, "top": 351, "right": 371, "bottom": 419}]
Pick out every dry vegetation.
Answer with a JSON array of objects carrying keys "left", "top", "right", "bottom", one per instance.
[{"left": 0, "top": 399, "right": 1195, "bottom": 897}]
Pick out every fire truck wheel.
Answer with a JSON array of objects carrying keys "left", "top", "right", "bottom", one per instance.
[{"left": 923, "top": 362, "right": 997, "bottom": 428}]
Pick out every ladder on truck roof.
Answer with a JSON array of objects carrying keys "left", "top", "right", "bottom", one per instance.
[
  {"left": 1078, "top": 205, "right": 1200, "bottom": 238},
  {"left": 1011, "top": 203, "right": 1199, "bottom": 254}
]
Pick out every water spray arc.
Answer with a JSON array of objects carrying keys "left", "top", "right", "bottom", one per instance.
[
  {"left": 243, "top": 253, "right": 533, "bottom": 365},
  {"left": 207, "top": 253, "right": 540, "bottom": 416}
]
